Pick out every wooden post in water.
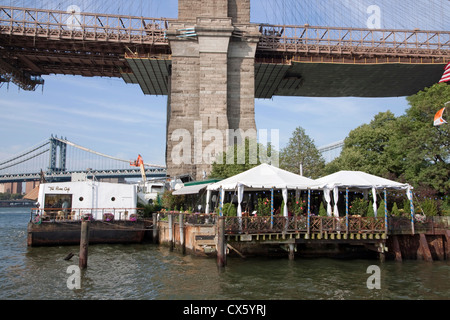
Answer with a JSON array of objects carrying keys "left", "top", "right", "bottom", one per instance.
[
  {"left": 79, "top": 220, "right": 90, "bottom": 269},
  {"left": 217, "top": 216, "right": 226, "bottom": 268},
  {"left": 391, "top": 235, "right": 403, "bottom": 262},
  {"left": 179, "top": 213, "right": 185, "bottom": 254},
  {"left": 288, "top": 244, "right": 295, "bottom": 260},
  {"left": 445, "top": 230, "right": 450, "bottom": 260},
  {"left": 168, "top": 213, "right": 174, "bottom": 251},
  {"left": 417, "top": 234, "right": 433, "bottom": 262},
  {"left": 152, "top": 213, "right": 159, "bottom": 244}
]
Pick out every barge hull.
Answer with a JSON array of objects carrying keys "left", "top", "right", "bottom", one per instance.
[{"left": 27, "top": 221, "right": 149, "bottom": 247}]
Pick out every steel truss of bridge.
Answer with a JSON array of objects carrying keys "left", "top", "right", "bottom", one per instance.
[
  {"left": 0, "top": 167, "right": 167, "bottom": 183},
  {"left": 0, "top": 135, "right": 168, "bottom": 183}
]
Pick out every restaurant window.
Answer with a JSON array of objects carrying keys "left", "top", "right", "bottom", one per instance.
[{"left": 44, "top": 194, "right": 73, "bottom": 211}]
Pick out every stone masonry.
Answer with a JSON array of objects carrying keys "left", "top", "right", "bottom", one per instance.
[{"left": 166, "top": 0, "right": 259, "bottom": 180}]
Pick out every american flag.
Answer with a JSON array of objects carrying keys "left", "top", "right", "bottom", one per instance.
[{"left": 439, "top": 62, "right": 450, "bottom": 83}]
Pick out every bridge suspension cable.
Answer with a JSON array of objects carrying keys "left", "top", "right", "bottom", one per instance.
[
  {"left": 261, "top": 0, "right": 450, "bottom": 31},
  {"left": 1, "top": 0, "right": 158, "bottom": 17},
  {"left": 53, "top": 137, "right": 165, "bottom": 169},
  {"left": 0, "top": 139, "right": 49, "bottom": 167}
]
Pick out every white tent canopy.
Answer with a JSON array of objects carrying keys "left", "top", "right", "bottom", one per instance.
[
  {"left": 312, "top": 170, "right": 411, "bottom": 190},
  {"left": 310, "top": 170, "right": 413, "bottom": 217},
  {"left": 206, "top": 163, "right": 315, "bottom": 216}
]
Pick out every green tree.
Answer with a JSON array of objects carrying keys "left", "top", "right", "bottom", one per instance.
[
  {"left": 209, "top": 138, "right": 278, "bottom": 179},
  {"left": 391, "top": 202, "right": 400, "bottom": 216},
  {"left": 326, "top": 83, "right": 450, "bottom": 197},
  {"left": 391, "top": 83, "right": 450, "bottom": 193},
  {"left": 367, "top": 200, "right": 374, "bottom": 217},
  {"left": 161, "top": 190, "right": 185, "bottom": 211},
  {"left": 350, "top": 198, "right": 368, "bottom": 216},
  {"left": 280, "top": 126, "right": 325, "bottom": 178},
  {"left": 215, "top": 203, "right": 237, "bottom": 216},
  {"left": 319, "top": 202, "right": 327, "bottom": 216},
  {"left": 377, "top": 200, "right": 386, "bottom": 217},
  {"left": 326, "top": 111, "right": 398, "bottom": 177}
]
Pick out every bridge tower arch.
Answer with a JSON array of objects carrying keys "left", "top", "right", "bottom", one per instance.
[{"left": 166, "top": 0, "right": 260, "bottom": 180}]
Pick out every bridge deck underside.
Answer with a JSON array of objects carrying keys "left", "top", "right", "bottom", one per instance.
[
  {"left": 122, "top": 57, "right": 171, "bottom": 96},
  {"left": 120, "top": 58, "right": 445, "bottom": 99},
  {"left": 255, "top": 61, "right": 445, "bottom": 98}
]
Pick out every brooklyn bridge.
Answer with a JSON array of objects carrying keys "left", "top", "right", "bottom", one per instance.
[{"left": 1, "top": 0, "right": 449, "bottom": 182}]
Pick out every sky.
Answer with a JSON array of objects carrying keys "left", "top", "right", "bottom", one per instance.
[{"left": 0, "top": 0, "right": 439, "bottom": 169}]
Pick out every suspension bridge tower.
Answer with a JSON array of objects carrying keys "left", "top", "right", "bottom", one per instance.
[
  {"left": 166, "top": 0, "right": 259, "bottom": 180},
  {"left": 48, "top": 136, "right": 67, "bottom": 174}
]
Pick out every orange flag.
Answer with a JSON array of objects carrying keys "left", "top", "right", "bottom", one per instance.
[{"left": 434, "top": 107, "right": 447, "bottom": 126}]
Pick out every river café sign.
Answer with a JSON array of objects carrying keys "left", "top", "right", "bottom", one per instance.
[{"left": 47, "top": 185, "right": 71, "bottom": 193}]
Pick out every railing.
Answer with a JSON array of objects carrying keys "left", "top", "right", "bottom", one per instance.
[
  {"left": 224, "top": 216, "right": 387, "bottom": 235},
  {"left": 30, "top": 207, "right": 142, "bottom": 223},
  {"left": 388, "top": 216, "right": 450, "bottom": 235},
  {"left": 223, "top": 215, "right": 450, "bottom": 236},
  {"left": 157, "top": 211, "right": 218, "bottom": 225},
  {"left": 258, "top": 24, "right": 450, "bottom": 59},
  {"left": 0, "top": 6, "right": 173, "bottom": 45},
  {"left": 154, "top": 211, "right": 450, "bottom": 235}
]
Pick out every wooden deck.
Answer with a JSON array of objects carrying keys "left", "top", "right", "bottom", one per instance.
[{"left": 154, "top": 212, "right": 450, "bottom": 263}]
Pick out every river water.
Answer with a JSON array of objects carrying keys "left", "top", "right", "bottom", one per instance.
[{"left": 1, "top": 207, "right": 449, "bottom": 302}]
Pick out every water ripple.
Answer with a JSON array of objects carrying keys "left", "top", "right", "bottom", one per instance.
[{"left": 1, "top": 208, "right": 449, "bottom": 300}]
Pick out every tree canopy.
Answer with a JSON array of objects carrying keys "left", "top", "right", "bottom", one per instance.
[
  {"left": 279, "top": 126, "right": 325, "bottom": 178},
  {"left": 325, "top": 111, "right": 397, "bottom": 177},
  {"left": 209, "top": 138, "right": 277, "bottom": 179},
  {"left": 326, "top": 83, "right": 450, "bottom": 195}
]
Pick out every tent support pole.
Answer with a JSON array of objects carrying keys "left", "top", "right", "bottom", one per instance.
[
  {"left": 307, "top": 188, "right": 311, "bottom": 237},
  {"left": 384, "top": 189, "right": 388, "bottom": 234},
  {"left": 408, "top": 188, "right": 415, "bottom": 235},
  {"left": 270, "top": 188, "right": 274, "bottom": 229},
  {"left": 345, "top": 187, "right": 349, "bottom": 234}
]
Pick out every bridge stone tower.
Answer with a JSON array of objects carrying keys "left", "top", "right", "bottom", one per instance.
[{"left": 166, "top": 0, "right": 260, "bottom": 180}]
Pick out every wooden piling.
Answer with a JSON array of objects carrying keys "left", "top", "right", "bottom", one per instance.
[
  {"left": 152, "top": 213, "right": 159, "bottom": 244},
  {"left": 217, "top": 216, "right": 226, "bottom": 268},
  {"left": 391, "top": 235, "right": 402, "bottom": 262},
  {"left": 168, "top": 213, "right": 174, "bottom": 251},
  {"left": 179, "top": 213, "right": 185, "bottom": 254},
  {"left": 417, "top": 234, "right": 433, "bottom": 262},
  {"left": 288, "top": 244, "right": 295, "bottom": 260},
  {"left": 79, "top": 220, "right": 90, "bottom": 269},
  {"left": 378, "top": 243, "right": 386, "bottom": 262},
  {"left": 444, "top": 230, "right": 450, "bottom": 260}
]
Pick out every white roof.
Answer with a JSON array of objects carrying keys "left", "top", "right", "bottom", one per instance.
[
  {"left": 172, "top": 183, "right": 211, "bottom": 195},
  {"left": 312, "top": 170, "right": 411, "bottom": 190},
  {"left": 207, "top": 163, "right": 315, "bottom": 190}
]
